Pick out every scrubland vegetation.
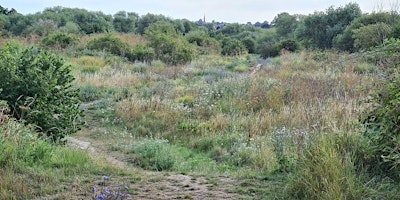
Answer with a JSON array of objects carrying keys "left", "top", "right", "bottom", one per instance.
[{"left": 1, "top": 2, "right": 400, "bottom": 199}]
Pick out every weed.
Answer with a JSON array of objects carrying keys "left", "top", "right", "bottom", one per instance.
[{"left": 129, "top": 139, "right": 175, "bottom": 171}]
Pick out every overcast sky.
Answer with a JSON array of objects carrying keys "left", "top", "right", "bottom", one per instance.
[{"left": 1, "top": 0, "right": 396, "bottom": 23}]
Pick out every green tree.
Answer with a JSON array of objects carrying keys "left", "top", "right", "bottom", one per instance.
[
  {"left": 145, "top": 21, "right": 195, "bottom": 65},
  {"left": 136, "top": 13, "right": 168, "bottom": 35},
  {"left": 185, "top": 30, "right": 221, "bottom": 55},
  {"left": 353, "top": 22, "right": 391, "bottom": 50},
  {"left": 113, "top": 11, "right": 138, "bottom": 33},
  {"left": 0, "top": 42, "right": 83, "bottom": 142},
  {"left": 333, "top": 12, "right": 394, "bottom": 51},
  {"left": 221, "top": 37, "right": 247, "bottom": 56},
  {"left": 297, "top": 3, "right": 361, "bottom": 49},
  {"left": 272, "top": 12, "right": 298, "bottom": 39}
]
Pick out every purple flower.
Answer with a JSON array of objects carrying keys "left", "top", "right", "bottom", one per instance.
[
  {"left": 96, "top": 194, "right": 107, "bottom": 200},
  {"left": 124, "top": 185, "right": 129, "bottom": 190},
  {"left": 92, "top": 186, "right": 96, "bottom": 192},
  {"left": 116, "top": 186, "right": 121, "bottom": 190},
  {"left": 102, "top": 175, "right": 108, "bottom": 180}
]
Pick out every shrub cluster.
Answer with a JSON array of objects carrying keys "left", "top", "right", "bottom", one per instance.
[{"left": 0, "top": 42, "right": 83, "bottom": 142}]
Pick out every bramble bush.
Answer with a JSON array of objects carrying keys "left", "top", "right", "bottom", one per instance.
[
  {"left": 0, "top": 41, "right": 83, "bottom": 142},
  {"left": 360, "top": 38, "right": 400, "bottom": 180}
]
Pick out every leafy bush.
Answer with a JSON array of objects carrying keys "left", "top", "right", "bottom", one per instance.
[
  {"left": 277, "top": 39, "right": 301, "bottom": 52},
  {"left": 361, "top": 74, "right": 400, "bottom": 180},
  {"left": 41, "top": 32, "right": 78, "bottom": 49},
  {"left": 221, "top": 37, "right": 247, "bottom": 56},
  {"left": 145, "top": 21, "right": 195, "bottom": 65},
  {"left": 86, "top": 34, "right": 129, "bottom": 57},
  {"left": 126, "top": 44, "right": 154, "bottom": 63},
  {"left": 0, "top": 42, "right": 83, "bottom": 142}
]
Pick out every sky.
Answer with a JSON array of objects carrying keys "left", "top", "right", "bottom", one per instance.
[{"left": 1, "top": 0, "right": 396, "bottom": 23}]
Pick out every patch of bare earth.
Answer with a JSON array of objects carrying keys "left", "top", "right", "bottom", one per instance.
[{"left": 67, "top": 136, "right": 239, "bottom": 200}]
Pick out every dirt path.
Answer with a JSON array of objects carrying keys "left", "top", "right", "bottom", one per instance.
[{"left": 67, "top": 136, "right": 239, "bottom": 200}]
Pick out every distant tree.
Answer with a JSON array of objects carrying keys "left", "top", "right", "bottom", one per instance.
[
  {"left": 297, "top": 3, "right": 361, "bottom": 49},
  {"left": 4, "top": 13, "right": 33, "bottom": 35},
  {"left": 145, "top": 21, "right": 195, "bottom": 65},
  {"left": 136, "top": 13, "right": 168, "bottom": 35},
  {"left": 334, "top": 12, "right": 398, "bottom": 51},
  {"left": 241, "top": 36, "right": 257, "bottom": 53},
  {"left": 353, "top": 22, "right": 391, "bottom": 50},
  {"left": 0, "top": 5, "right": 17, "bottom": 15},
  {"left": 219, "top": 23, "right": 244, "bottom": 36},
  {"left": 221, "top": 37, "right": 247, "bottom": 56},
  {"left": 278, "top": 39, "right": 301, "bottom": 52},
  {"left": 26, "top": 19, "right": 58, "bottom": 36},
  {"left": 185, "top": 30, "right": 221, "bottom": 55},
  {"left": 272, "top": 12, "right": 298, "bottom": 38},
  {"left": 74, "top": 10, "right": 113, "bottom": 34},
  {"left": 113, "top": 11, "right": 138, "bottom": 33}
]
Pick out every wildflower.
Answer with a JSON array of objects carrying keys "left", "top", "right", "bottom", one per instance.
[
  {"left": 102, "top": 175, "right": 108, "bottom": 180},
  {"left": 92, "top": 186, "right": 96, "bottom": 192},
  {"left": 96, "top": 194, "right": 107, "bottom": 200},
  {"left": 124, "top": 185, "right": 129, "bottom": 190}
]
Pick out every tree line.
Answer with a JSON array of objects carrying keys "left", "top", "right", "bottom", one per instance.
[{"left": 0, "top": 3, "right": 398, "bottom": 58}]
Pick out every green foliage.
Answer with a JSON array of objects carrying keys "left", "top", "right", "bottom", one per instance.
[
  {"left": 353, "top": 22, "right": 391, "bottom": 50},
  {"left": 41, "top": 32, "right": 78, "bottom": 49},
  {"left": 136, "top": 13, "right": 168, "bottom": 35},
  {"left": 297, "top": 3, "right": 362, "bottom": 49},
  {"left": 130, "top": 139, "right": 175, "bottom": 171},
  {"left": 0, "top": 119, "right": 53, "bottom": 168},
  {"left": 185, "top": 30, "right": 222, "bottom": 55},
  {"left": 126, "top": 44, "right": 155, "bottom": 63},
  {"left": 0, "top": 42, "right": 83, "bottom": 142},
  {"left": 145, "top": 21, "right": 195, "bottom": 65},
  {"left": 221, "top": 37, "right": 247, "bottom": 56},
  {"left": 79, "top": 85, "right": 103, "bottom": 102},
  {"left": 286, "top": 133, "right": 361, "bottom": 199},
  {"left": 278, "top": 39, "right": 301, "bottom": 52},
  {"left": 113, "top": 11, "right": 138, "bottom": 33},
  {"left": 272, "top": 12, "right": 298, "bottom": 39},
  {"left": 361, "top": 74, "right": 400, "bottom": 180},
  {"left": 87, "top": 34, "right": 129, "bottom": 57},
  {"left": 334, "top": 12, "right": 398, "bottom": 52}
]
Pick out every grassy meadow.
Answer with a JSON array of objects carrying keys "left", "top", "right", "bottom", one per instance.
[{"left": 1, "top": 33, "right": 399, "bottom": 199}]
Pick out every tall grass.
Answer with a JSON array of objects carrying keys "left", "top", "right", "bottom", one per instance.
[
  {"left": 71, "top": 50, "right": 396, "bottom": 198},
  {"left": 286, "top": 133, "right": 362, "bottom": 199}
]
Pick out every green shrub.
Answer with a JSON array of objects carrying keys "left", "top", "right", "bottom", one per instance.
[
  {"left": 130, "top": 139, "right": 175, "bottom": 171},
  {"left": 278, "top": 39, "right": 301, "bottom": 52},
  {"left": 41, "top": 32, "right": 78, "bottom": 49},
  {"left": 145, "top": 21, "right": 196, "bottom": 65},
  {"left": 126, "top": 44, "right": 155, "bottom": 63},
  {"left": 0, "top": 42, "right": 83, "bottom": 142},
  {"left": 87, "top": 34, "right": 129, "bottom": 57},
  {"left": 361, "top": 74, "right": 400, "bottom": 180}
]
